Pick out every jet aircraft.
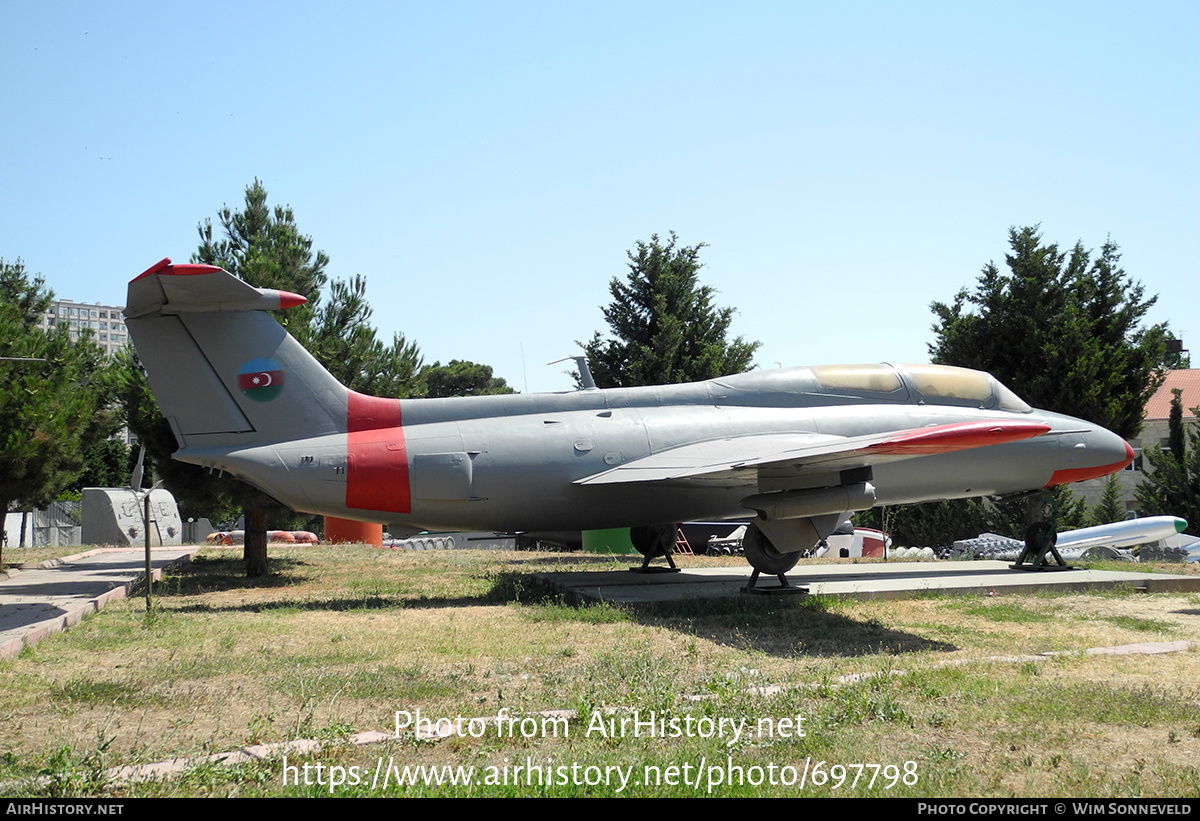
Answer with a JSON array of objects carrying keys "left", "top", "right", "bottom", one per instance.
[{"left": 124, "top": 259, "right": 1135, "bottom": 579}]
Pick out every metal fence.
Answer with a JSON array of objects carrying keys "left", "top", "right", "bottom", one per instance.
[{"left": 3, "top": 501, "right": 82, "bottom": 547}]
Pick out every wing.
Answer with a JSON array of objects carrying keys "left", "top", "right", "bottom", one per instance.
[{"left": 574, "top": 420, "right": 1051, "bottom": 487}]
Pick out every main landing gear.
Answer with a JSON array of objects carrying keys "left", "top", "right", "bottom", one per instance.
[
  {"left": 629, "top": 520, "right": 811, "bottom": 593},
  {"left": 742, "top": 523, "right": 808, "bottom": 595},
  {"left": 629, "top": 524, "right": 682, "bottom": 573}
]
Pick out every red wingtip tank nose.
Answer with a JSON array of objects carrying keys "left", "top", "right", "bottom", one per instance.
[{"left": 277, "top": 291, "right": 308, "bottom": 309}]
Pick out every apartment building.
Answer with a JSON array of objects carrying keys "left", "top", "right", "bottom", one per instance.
[{"left": 38, "top": 298, "right": 129, "bottom": 356}]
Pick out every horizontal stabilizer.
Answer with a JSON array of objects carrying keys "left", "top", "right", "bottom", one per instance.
[{"left": 125, "top": 258, "right": 307, "bottom": 319}]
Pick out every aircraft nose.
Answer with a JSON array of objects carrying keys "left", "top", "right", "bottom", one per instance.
[
  {"left": 1120, "top": 438, "right": 1135, "bottom": 464},
  {"left": 1044, "top": 423, "right": 1135, "bottom": 487}
]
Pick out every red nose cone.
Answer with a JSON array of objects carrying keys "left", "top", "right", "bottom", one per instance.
[{"left": 1044, "top": 438, "right": 1137, "bottom": 487}]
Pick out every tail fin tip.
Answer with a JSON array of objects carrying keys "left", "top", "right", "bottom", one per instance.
[{"left": 134, "top": 257, "right": 173, "bottom": 281}]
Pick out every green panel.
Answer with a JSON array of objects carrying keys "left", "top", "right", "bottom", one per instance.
[{"left": 581, "top": 527, "right": 637, "bottom": 554}]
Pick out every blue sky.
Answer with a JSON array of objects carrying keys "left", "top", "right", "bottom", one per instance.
[{"left": 2, "top": 1, "right": 1196, "bottom": 393}]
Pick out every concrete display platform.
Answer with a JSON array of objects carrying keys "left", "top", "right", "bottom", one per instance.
[
  {"left": 0, "top": 547, "right": 198, "bottom": 660},
  {"left": 535, "top": 560, "right": 1200, "bottom": 605}
]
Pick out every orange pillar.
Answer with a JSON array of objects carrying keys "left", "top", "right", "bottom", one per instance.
[{"left": 323, "top": 516, "right": 384, "bottom": 546}]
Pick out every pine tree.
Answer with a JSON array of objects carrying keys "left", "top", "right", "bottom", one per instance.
[
  {"left": 930, "top": 226, "right": 1173, "bottom": 440},
  {"left": 1134, "top": 390, "right": 1199, "bottom": 536},
  {"left": 872, "top": 226, "right": 1171, "bottom": 544},
  {"left": 125, "top": 181, "right": 424, "bottom": 576},
  {"left": 1, "top": 260, "right": 117, "bottom": 566},
  {"left": 1086, "top": 475, "right": 1127, "bottom": 527},
  {"left": 581, "top": 232, "right": 759, "bottom": 388}
]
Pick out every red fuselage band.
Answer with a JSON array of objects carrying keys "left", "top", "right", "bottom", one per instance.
[{"left": 346, "top": 392, "right": 411, "bottom": 514}]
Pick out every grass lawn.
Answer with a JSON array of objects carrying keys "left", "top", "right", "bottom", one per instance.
[{"left": 1, "top": 545, "right": 1196, "bottom": 797}]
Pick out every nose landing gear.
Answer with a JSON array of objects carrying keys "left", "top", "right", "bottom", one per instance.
[{"left": 1010, "top": 491, "right": 1071, "bottom": 571}]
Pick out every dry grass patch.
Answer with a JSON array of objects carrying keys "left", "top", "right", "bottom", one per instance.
[{"left": 0, "top": 545, "right": 1195, "bottom": 797}]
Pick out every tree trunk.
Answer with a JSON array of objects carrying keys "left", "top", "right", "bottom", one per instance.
[{"left": 244, "top": 503, "right": 268, "bottom": 577}]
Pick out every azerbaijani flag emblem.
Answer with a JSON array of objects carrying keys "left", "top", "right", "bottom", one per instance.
[{"left": 237, "top": 358, "right": 285, "bottom": 402}]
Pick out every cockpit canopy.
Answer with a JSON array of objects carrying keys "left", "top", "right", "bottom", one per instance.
[
  {"left": 714, "top": 363, "right": 1032, "bottom": 412},
  {"left": 902, "top": 364, "right": 1030, "bottom": 412}
]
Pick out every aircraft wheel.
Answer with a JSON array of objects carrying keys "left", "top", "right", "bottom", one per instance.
[
  {"left": 630, "top": 524, "right": 673, "bottom": 557},
  {"left": 743, "top": 525, "right": 800, "bottom": 575}
]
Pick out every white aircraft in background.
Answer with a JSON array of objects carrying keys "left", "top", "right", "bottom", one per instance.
[{"left": 956, "top": 516, "right": 1189, "bottom": 561}]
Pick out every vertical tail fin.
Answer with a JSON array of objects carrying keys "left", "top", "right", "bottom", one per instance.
[{"left": 124, "top": 259, "right": 350, "bottom": 449}]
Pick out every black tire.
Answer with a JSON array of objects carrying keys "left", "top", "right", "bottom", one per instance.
[
  {"left": 743, "top": 524, "right": 800, "bottom": 575},
  {"left": 630, "top": 524, "right": 670, "bottom": 557}
]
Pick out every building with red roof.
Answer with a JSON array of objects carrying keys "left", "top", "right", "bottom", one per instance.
[{"left": 1077, "top": 368, "right": 1199, "bottom": 514}]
